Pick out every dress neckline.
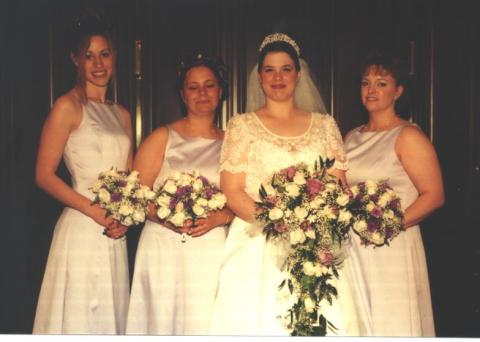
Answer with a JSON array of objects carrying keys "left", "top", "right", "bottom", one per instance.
[
  {"left": 168, "top": 125, "right": 223, "bottom": 142},
  {"left": 252, "top": 111, "right": 314, "bottom": 140},
  {"left": 356, "top": 123, "right": 409, "bottom": 135}
]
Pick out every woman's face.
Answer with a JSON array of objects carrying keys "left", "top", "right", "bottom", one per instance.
[
  {"left": 73, "top": 35, "right": 114, "bottom": 88},
  {"left": 181, "top": 66, "right": 222, "bottom": 117},
  {"left": 360, "top": 66, "right": 403, "bottom": 115},
  {"left": 259, "top": 51, "right": 299, "bottom": 103}
]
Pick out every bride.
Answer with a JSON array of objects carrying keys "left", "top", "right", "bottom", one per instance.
[{"left": 210, "top": 33, "right": 372, "bottom": 336}]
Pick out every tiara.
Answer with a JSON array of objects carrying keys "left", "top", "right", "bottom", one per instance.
[{"left": 258, "top": 33, "right": 300, "bottom": 57}]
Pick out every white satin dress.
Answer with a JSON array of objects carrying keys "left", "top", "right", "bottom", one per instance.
[
  {"left": 344, "top": 124, "right": 435, "bottom": 337},
  {"left": 209, "top": 113, "right": 373, "bottom": 336},
  {"left": 33, "top": 101, "right": 130, "bottom": 334},
  {"left": 126, "top": 127, "right": 227, "bottom": 335}
]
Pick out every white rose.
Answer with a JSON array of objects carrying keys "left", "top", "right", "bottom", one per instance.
[
  {"left": 353, "top": 219, "right": 368, "bottom": 232},
  {"left": 285, "top": 183, "right": 300, "bottom": 197},
  {"left": 304, "top": 297, "right": 316, "bottom": 313},
  {"left": 156, "top": 194, "right": 171, "bottom": 207},
  {"left": 366, "top": 202, "right": 375, "bottom": 212},
  {"left": 163, "top": 180, "right": 177, "bottom": 195},
  {"left": 133, "top": 210, "right": 145, "bottom": 223},
  {"left": 263, "top": 184, "right": 276, "bottom": 196},
  {"left": 293, "top": 172, "right": 306, "bottom": 185},
  {"left": 321, "top": 205, "right": 337, "bottom": 219},
  {"left": 384, "top": 209, "right": 395, "bottom": 219},
  {"left": 268, "top": 208, "right": 284, "bottom": 220},
  {"left": 175, "top": 202, "right": 184, "bottom": 212},
  {"left": 338, "top": 209, "right": 352, "bottom": 223},
  {"left": 378, "top": 193, "right": 391, "bottom": 208},
  {"left": 170, "top": 211, "right": 186, "bottom": 226},
  {"left": 310, "top": 197, "right": 325, "bottom": 209},
  {"left": 144, "top": 188, "right": 156, "bottom": 201},
  {"left": 350, "top": 185, "right": 359, "bottom": 197},
  {"left": 193, "top": 179, "right": 204, "bottom": 192},
  {"left": 290, "top": 229, "right": 306, "bottom": 245},
  {"left": 122, "top": 181, "right": 135, "bottom": 195},
  {"left": 307, "top": 214, "right": 318, "bottom": 223},
  {"left": 98, "top": 188, "right": 111, "bottom": 203},
  {"left": 123, "top": 216, "right": 133, "bottom": 226},
  {"left": 305, "top": 229, "right": 316, "bottom": 239},
  {"left": 157, "top": 206, "right": 171, "bottom": 219},
  {"left": 336, "top": 194, "right": 350, "bottom": 206},
  {"left": 366, "top": 180, "right": 378, "bottom": 195},
  {"left": 127, "top": 170, "right": 139, "bottom": 181},
  {"left": 284, "top": 209, "right": 292, "bottom": 218},
  {"left": 294, "top": 207, "right": 308, "bottom": 220},
  {"left": 303, "top": 261, "right": 316, "bottom": 276},
  {"left": 325, "top": 183, "right": 337, "bottom": 191},
  {"left": 196, "top": 198, "right": 208, "bottom": 207},
  {"left": 192, "top": 204, "right": 205, "bottom": 217},
  {"left": 371, "top": 231, "right": 385, "bottom": 245},
  {"left": 170, "top": 171, "right": 181, "bottom": 181},
  {"left": 119, "top": 204, "right": 134, "bottom": 216},
  {"left": 179, "top": 174, "right": 193, "bottom": 186}
]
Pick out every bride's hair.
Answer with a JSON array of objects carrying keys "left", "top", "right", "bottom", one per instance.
[{"left": 257, "top": 40, "right": 301, "bottom": 72}]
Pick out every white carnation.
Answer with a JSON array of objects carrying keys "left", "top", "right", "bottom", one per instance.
[
  {"left": 366, "top": 202, "right": 375, "bottom": 212},
  {"left": 384, "top": 209, "right": 395, "bottom": 219},
  {"left": 175, "top": 202, "right": 184, "bottom": 212},
  {"left": 193, "top": 179, "right": 204, "bottom": 192},
  {"left": 303, "top": 261, "right": 316, "bottom": 276},
  {"left": 123, "top": 216, "right": 133, "bottom": 226},
  {"left": 156, "top": 194, "right": 171, "bottom": 206},
  {"left": 170, "top": 211, "right": 186, "bottom": 226},
  {"left": 371, "top": 231, "right": 385, "bottom": 245},
  {"left": 338, "top": 209, "right": 352, "bottom": 223},
  {"left": 179, "top": 174, "right": 193, "bottom": 186},
  {"left": 170, "top": 171, "right": 181, "bottom": 181},
  {"left": 132, "top": 210, "right": 145, "bottom": 223},
  {"left": 197, "top": 198, "right": 208, "bottom": 207},
  {"left": 366, "top": 180, "right": 378, "bottom": 195},
  {"left": 378, "top": 193, "right": 391, "bottom": 208},
  {"left": 192, "top": 204, "right": 205, "bottom": 217},
  {"left": 350, "top": 185, "right": 359, "bottom": 197},
  {"left": 126, "top": 170, "right": 139, "bottom": 181},
  {"left": 119, "top": 204, "right": 134, "bottom": 216},
  {"left": 310, "top": 197, "right": 325, "bottom": 209},
  {"left": 321, "top": 205, "right": 337, "bottom": 219}
]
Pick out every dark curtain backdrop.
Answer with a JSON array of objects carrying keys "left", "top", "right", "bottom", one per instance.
[{"left": 1, "top": 0, "right": 479, "bottom": 335}]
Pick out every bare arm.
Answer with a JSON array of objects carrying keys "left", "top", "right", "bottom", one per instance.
[
  {"left": 35, "top": 94, "right": 124, "bottom": 235},
  {"left": 396, "top": 126, "right": 445, "bottom": 228}
]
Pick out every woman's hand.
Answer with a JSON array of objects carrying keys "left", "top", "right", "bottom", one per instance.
[
  {"left": 188, "top": 210, "right": 231, "bottom": 238},
  {"left": 86, "top": 203, "right": 128, "bottom": 239}
]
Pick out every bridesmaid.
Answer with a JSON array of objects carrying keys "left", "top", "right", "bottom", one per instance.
[
  {"left": 344, "top": 52, "right": 444, "bottom": 336},
  {"left": 33, "top": 17, "right": 132, "bottom": 334},
  {"left": 126, "top": 53, "right": 234, "bottom": 335}
]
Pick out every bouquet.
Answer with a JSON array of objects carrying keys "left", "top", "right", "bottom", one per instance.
[
  {"left": 154, "top": 170, "right": 227, "bottom": 242},
  {"left": 255, "top": 158, "right": 354, "bottom": 336},
  {"left": 91, "top": 168, "right": 156, "bottom": 227},
  {"left": 349, "top": 180, "right": 405, "bottom": 247}
]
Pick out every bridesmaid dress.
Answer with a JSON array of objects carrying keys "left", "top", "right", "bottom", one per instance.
[
  {"left": 126, "top": 127, "right": 227, "bottom": 335},
  {"left": 344, "top": 124, "right": 435, "bottom": 337},
  {"left": 33, "top": 101, "right": 130, "bottom": 334}
]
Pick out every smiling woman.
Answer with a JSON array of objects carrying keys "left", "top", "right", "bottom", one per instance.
[{"left": 32, "top": 16, "right": 133, "bottom": 334}]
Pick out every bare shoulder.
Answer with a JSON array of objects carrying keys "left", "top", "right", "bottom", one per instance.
[
  {"left": 146, "top": 125, "right": 169, "bottom": 144},
  {"left": 48, "top": 91, "right": 83, "bottom": 129},
  {"left": 396, "top": 124, "right": 435, "bottom": 156},
  {"left": 115, "top": 104, "right": 131, "bottom": 120}
]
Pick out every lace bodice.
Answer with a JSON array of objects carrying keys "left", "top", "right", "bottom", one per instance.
[{"left": 220, "top": 112, "right": 348, "bottom": 200}]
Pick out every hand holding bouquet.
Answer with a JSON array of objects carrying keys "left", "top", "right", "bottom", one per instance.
[
  {"left": 255, "top": 157, "right": 354, "bottom": 336},
  {"left": 154, "top": 170, "right": 227, "bottom": 242},
  {"left": 91, "top": 168, "right": 156, "bottom": 230},
  {"left": 349, "top": 180, "right": 405, "bottom": 247}
]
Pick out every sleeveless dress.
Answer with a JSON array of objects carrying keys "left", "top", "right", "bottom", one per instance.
[
  {"left": 209, "top": 112, "right": 373, "bottom": 336},
  {"left": 344, "top": 124, "right": 435, "bottom": 337},
  {"left": 33, "top": 101, "right": 131, "bottom": 334},
  {"left": 126, "top": 127, "right": 227, "bottom": 335}
]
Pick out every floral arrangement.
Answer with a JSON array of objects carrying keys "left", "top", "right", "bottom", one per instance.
[
  {"left": 348, "top": 180, "right": 405, "bottom": 247},
  {"left": 155, "top": 170, "right": 227, "bottom": 241},
  {"left": 255, "top": 158, "right": 354, "bottom": 336},
  {"left": 91, "top": 168, "right": 156, "bottom": 227}
]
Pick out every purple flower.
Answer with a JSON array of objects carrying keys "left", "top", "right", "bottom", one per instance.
[
  {"left": 370, "top": 194, "right": 379, "bottom": 202},
  {"left": 198, "top": 176, "right": 210, "bottom": 186},
  {"left": 111, "top": 192, "right": 123, "bottom": 202},
  {"left": 116, "top": 180, "right": 127, "bottom": 187},
  {"left": 385, "top": 227, "right": 394, "bottom": 239},
  {"left": 367, "top": 217, "right": 381, "bottom": 232},
  {"left": 306, "top": 179, "right": 324, "bottom": 197},
  {"left": 176, "top": 185, "right": 192, "bottom": 198},
  {"left": 184, "top": 199, "right": 194, "bottom": 210},
  {"left": 131, "top": 197, "right": 139, "bottom": 205},
  {"left": 370, "top": 206, "right": 384, "bottom": 218},
  {"left": 169, "top": 198, "right": 178, "bottom": 210},
  {"left": 389, "top": 198, "right": 401, "bottom": 210},
  {"left": 205, "top": 188, "right": 215, "bottom": 200}
]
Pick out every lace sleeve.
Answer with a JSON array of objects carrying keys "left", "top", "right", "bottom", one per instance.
[
  {"left": 220, "top": 114, "right": 249, "bottom": 174},
  {"left": 325, "top": 115, "right": 348, "bottom": 170}
]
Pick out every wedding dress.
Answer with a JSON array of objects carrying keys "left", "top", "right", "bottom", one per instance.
[{"left": 209, "top": 112, "right": 372, "bottom": 336}]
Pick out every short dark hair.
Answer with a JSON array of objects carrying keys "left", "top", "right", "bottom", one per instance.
[
  {"left": 177, "top": 53, "right": 229, "bottom": 101},
  {"left": 360, "top": 51, "right": 408, "bottom": 87},
  {"left": 257, "top": 41, "right": 301, "bottom": 72}
]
